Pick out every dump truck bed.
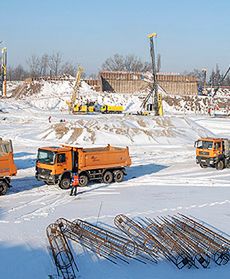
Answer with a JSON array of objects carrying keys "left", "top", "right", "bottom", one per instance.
[
  {"left": 78, "top": 145, "right": 131, "bottom": 171},
  {"left": 0, "top": 138, "right": 17, "bottom": 177}
]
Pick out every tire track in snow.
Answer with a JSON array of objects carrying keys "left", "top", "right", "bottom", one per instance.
[
  {"left": 82, "top": 199, "right": 230, "bottom": 222},
  {"left": 14, "top": 194, "right": 72, "bottom": 221}
]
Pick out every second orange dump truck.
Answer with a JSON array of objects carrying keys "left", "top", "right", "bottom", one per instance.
[
  {"left": 195, "top": 137, "right": 230, "bottom": 170},
  {"left": 35, "top": 144, "right": 131, "bottom": 189},
  {"left": 0, "top": 138, "right": 17, "bottom": 195}
]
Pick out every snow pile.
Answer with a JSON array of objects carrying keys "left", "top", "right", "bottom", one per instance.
[
  {"left": 6, "top": 80, "right": 230, "bottom": 116},
  {"left": 13, "top": 80, "right": 143, "bottom": 112},
  {"left": 41, "top": 115, "right": 214, "bottom": 146}
]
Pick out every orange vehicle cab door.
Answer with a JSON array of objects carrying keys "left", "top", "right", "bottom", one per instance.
[
  {"left": 56, "top": 152, "right": 71, "bottom": 174},
  {"left": 213, "top": 141, "right": 222, "bottom": 156}
]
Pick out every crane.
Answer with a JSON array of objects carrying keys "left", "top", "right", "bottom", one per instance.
[
  {"left": 212, "top": 65, "right": 230, "bottom": 97},
  {"left": 209, "top": 65, "right": 230, "bottom": 116}
]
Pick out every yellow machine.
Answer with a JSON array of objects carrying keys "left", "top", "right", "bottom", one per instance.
[
  {"left": 73, "top": 104, "right": 95, "bottom": 113},
  {"left": 158, "top": 92, "right": 163, "bottom": 116},
  {"left": 100, "top": 105, "right": 124, "bottom": 114},
  {"left": 66, "top": 66, "right": 84, "bottom": 113},
  {"left": 140, "top": 32, "right": 163, "bottom": 116},
  {"left": 0, "top": 47, "right": 7, "bottom": 97}
]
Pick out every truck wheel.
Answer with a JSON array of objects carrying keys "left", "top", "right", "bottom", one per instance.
[
  {"left": 0, "top": 181, "right": 8, "bottom": 195},
  {"left": 79, "top": 174, "right": 89, "bottom": 187},
  {"left": 114, "top": 170, "right": 124, "bottom": 183},
  {"left": 59, "top": 177, "right": 71, "bottom": 189},
  {"left": 200, "top": 162, "right": 208, "bottom": 168},
  {"left": 216, "top": 160, "right": 225, "bottom": 170},
  {"left": 103, "top": 171, "right": 113, "bottom": 184}
]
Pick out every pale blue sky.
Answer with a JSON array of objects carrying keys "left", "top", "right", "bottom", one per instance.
[{"left": 1, "top": 0, "right": 230, "bottom": 74}]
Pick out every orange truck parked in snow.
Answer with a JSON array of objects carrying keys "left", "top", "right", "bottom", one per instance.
[
  {"left": 195, "top": 137, "right": 230, "bottom": 170},
  {"left": 35, "top": 144, "right": 131, "bottom": 189},
  {"left": 0, "top": 138, "right": 17, "bottom": 195}
]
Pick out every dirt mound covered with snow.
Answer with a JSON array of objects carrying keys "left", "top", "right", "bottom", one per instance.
[
  {"left": 40, "top": 115, "right": 214, "bottom": 146},
  {"left": 7, "top": 79, "right": 230, "bottom": 115}
]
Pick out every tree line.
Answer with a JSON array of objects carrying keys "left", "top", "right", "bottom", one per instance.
[
  {"left": 6, "top": 52, "right": 230, "bottom": 86},
  {"left": 8, "top": 52, "right": 78, "bottom": 80},
  {"left": 187, "top": 65, "right": 230, "bottom": 87}
]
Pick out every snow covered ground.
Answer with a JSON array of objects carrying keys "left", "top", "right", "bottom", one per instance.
[{"left": 1, "top": 84, "right": 230, "bottom": 279}]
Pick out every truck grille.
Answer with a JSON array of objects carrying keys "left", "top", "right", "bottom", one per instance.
[
  {"left": 37, "top": 168, "right": 51, "bottom": 176},
  {"left": 199, "top": 151, "right": 209, "bottom": 156}
]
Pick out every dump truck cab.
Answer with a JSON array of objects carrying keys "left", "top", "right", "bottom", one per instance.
[
  {"left": 0, "top": 138, "right": 17, "bottom": 195},
  {"left": 36, "top": 146, "right": 77, "bottom": 189},
  {"left": 195, "top": 137, "right": 230, "bottom": 170},
  {"left": 36, "top": 144, "right": 131, "bottom": 189}
]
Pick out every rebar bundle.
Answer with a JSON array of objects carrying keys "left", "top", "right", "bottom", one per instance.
[
  {"left": 114, "top": 214, "right": 230, "bottom": 269},
  {"left": 143, "top": 217, "right": 210, "bottom": 268},
  {"left": 47, "top": 214, "right": 230, "bottom": 278},
  {"left": 170, "top": 215, "right": 230, "bottom": 265},
  {"left": 55, "top": 218, "right": 155, "bottom": 264},
  {"left": 114, "top": 214, "right": 189, "bottom": 269},
  {"left": 46, "top": 222, "right": 78, "bottom": 279}
]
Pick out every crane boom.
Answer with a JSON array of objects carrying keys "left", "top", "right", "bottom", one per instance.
[{"left": 212, "top": 66, "right": 230, "bottom": 97}]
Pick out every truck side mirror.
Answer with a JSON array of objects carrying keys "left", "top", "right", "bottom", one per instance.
[{"left": 194, "top": 141, "right": 197, "bottom": 148}]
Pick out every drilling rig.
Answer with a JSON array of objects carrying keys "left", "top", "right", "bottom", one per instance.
[
  {"left": 141, "top": 33, "right": 163, "bottom": 116},
  {"left": 0, "top": 47, "right": 7, "bottom": 97}
]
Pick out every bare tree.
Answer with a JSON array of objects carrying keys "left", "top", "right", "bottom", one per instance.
[
  {"left": 40, "top": 54, "right": 49, "bottom": 76},
  {"left": 7, "top": 65, "right": 13, "bottom": 81},
  {"left": 13, "top": 64, "right": 27, "bottom": 80},
  {"left": 26, "top": 55, "right": 41, "bottom": 77},
  {"left": 49, "top": 52, "right": 62, "bottom": 76},
  {"left": 61, "top": 62, "right": 77, "bottom": 77},
  {"left": 209, "top": 64, "right": 222, "bottom": 86},
  {"left": 7, "top": 65, "right": 28, "bottom": 81},
  {"left": 102, "top": 54, "right": 151, "bottom": 72}
]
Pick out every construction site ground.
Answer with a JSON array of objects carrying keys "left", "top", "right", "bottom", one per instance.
[{"left": 1, "top": 82, "right": 230, "bottom": 278}]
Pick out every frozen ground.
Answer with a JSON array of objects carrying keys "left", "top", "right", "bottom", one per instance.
[{"left": 0, "top": 87, "right": 230, "bottom": 279}]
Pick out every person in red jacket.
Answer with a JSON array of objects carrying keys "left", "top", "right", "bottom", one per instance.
[{"left": 70, "top": 173, "right": 79, "bottom": 196}]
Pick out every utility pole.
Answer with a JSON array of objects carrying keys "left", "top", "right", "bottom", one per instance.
[
  {"left": 148, "top": 33, "right": 159, "bottom": 115},
  {"left": 1, "top": 47, "right": 7, "bottom": 97}
]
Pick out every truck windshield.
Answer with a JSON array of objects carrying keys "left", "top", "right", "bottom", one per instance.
[
  {"left": 37, "top": 150, "right": 55, "bottom": 165},
  {"left": 197, "top": 141, "right": 213, "bottom": 150}
]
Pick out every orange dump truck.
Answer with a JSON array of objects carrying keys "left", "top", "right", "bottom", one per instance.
[
  {"left": 35, "top": 144, "right": 131, "bottom": 189},
  {"left": 0, "top": 138, "right": 17, "bottom": 195},
  {"left": 195, "top": 137, "right": 230, "bottom": 170}
]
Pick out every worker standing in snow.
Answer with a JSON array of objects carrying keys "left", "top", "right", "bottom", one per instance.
[{"left": 70, "top": 173, "right": 79, "bottom": 196}]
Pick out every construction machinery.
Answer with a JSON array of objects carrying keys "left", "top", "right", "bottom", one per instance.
[
  {"left": 73, "top": 104, "right": 95, "bottom": 113},
  {"left": 100, "top": 105, "right": 124, "bottom": 114},
  {"left": 208, "top": 65, "right": 230, "bottom": 116},
  {"left": 0, "top": 138, "right": 17, "bottom": 195},
  {"left": 141, "top": 33, "right": 163, "bottom": 116},
  {"left": 66, "top": 66, "right": 84, "bottom": 113},
  {"left": 36, "top": 144, "right": 131, "bottom": 189},
  {"left": 0, "top": 47, "right": 7, "bottom": 97},
  {"left": 195, "top": 137, "right": 230, "bottom": 169},
  {"left": 211, "top": 66, "right": 230, "bottom": 98}
]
